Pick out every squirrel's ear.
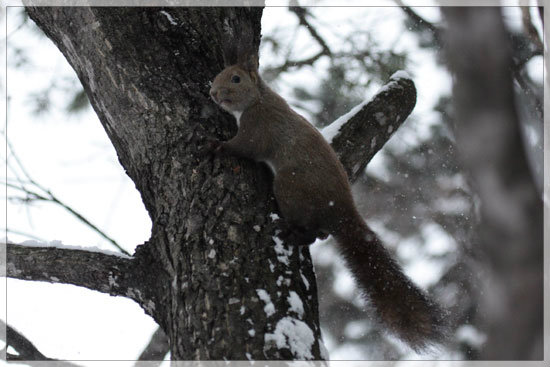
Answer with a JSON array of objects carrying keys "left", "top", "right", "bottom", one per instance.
[
  {"left": 238, "top": 53, "right": 259, "bottom": 72},
  {"left": 249, "top": 70, "right": 259, "bottom": 84}
]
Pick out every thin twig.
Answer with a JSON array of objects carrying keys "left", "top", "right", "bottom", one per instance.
[
  {"left": 521, "top": 6, "right": 544, "bottom": 52},
  {"left": 511, "top": 64, "right": 543, "bottom": 122},
  {"left": 5, "top": 181, "right": 130, "bottom": 255},
  {"left": 288, "top": 5, "right": 332, "bottom": 57},
  {"left": 5, "top": 139, "right": 130, "bottom": 255},
  {"left": 262, "top": 3, "right": 333, "bottom": 77},
  {"left": 396, "top": 2, "right": 439, "bottom": 34},
  {"left": 2, "top": 227, "right": 46, "bottom": 242},
  {"left": 264, "top": 50, "right": 326, "bottom": 75}
]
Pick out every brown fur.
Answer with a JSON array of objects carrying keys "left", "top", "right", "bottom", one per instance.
[{"left": 209, "top": 57, "right": 448, "bottom": 351}]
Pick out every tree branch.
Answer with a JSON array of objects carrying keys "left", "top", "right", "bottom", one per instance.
[
  {"left": 6, "top": 182, "right": 130, "bottom": 256},
  {"left": 395, "top": 2, "right": 441, "bottom": 45},
  {"left": 521, "top": 6, "right": 543, "bottom": 52},
  {"left": 4, "top": 322, "right": 49, "bottom": 361},
  {"left": 0, "top": 319, "right": 81, "bottom": 366},
  {"left": 2, "top": 228, "right": 46, "bottom": 242},
  {"left": 263, "top": 50, "right": 326, "bottom": 76},
  {"left": 5, "top": 138, "right": 129, "bottom": 256},
  {"left": 288, "top": 5, "right": 332, "bottom": 57},
  {"left": 6, "top": 240, "right": 168, "bottom": 323},
  {"left": 137, "top": 327, "right": 170, "bottom": 362},
  {"left": 397, "top": 3, "right": 439, "bottom": 34},
  {"left": 262, "top": 3, "right": 332, "bottom": 78},
  {"left": 326, "top": 73, "right": 417, "bottom": 182},
  {"left": 6, "top": 242, "right": 144, "bottom": 301}
]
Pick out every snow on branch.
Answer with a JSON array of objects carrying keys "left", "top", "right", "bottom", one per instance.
[
  {"left": 5, "top": 241, "right": 154, "bottom": 308},
  {"left": 324, "top": 72, "right": 417, "bottom": 183}
]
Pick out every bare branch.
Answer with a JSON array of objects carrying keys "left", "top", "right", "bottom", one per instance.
[
  {"left": 326, "top": 73, "right": 417, "bottom": 182},
  {"left": 0, "top": 319, "right": 81, "bottom": 366},
  {"left": 6, "top": 240, "right": 168, "bottom": 322},
  {"left": 511, "top": 66, "right": 543, "bottom": 122},
  {"left": 263, "top": 50, "right": 326, "bottom": 76},
  {"left": 288, "top": 5, "right": 332, "bottom": 57},
  {"left": 521, "top": 6, "right": 543, "bottom": 52},
  {"left": 2, "top": 227, "right": 46, "bottom": 242},
  {"left": 262, "top": 3, "right": 332, "bottom": 78},
  {"left": 397, "top": 2, "right": 439, "bottom": 34},
  {"left": 4, "top": 139, "right": 130, "bottom": 255},
  {"left": 4, "top": 322, "right": 49, "bottom": 361},
  {"left": 6, "top": 242, "right": 142, "bottom": 300},
  {"left": 137, "top": 327, "right": 170, "bottom": 362},
  {"left": 6, "top": 181, "right": 129, "bottom": 256}
]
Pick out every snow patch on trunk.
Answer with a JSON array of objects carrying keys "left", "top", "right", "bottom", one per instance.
[
  {"left": 287, "top": 291, "right": 305, "bottom": 319},
  {"left": 256, "top": 289, "right": 276, "bottom": 317},
  {"left": 264, "top": 317, "right": 315, "bottom": 360}
]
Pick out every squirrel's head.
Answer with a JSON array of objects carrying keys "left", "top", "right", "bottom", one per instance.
[{"left": 210, "top": 54, "right": 260, "bottom": 114}]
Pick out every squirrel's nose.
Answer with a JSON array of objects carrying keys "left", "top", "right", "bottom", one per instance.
[{"left": 210, "top": 88, "right": 218, "bottom": 103}]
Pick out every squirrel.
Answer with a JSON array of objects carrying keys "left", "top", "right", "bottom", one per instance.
[{"left": 208, "top": 53, "right": 448, "bottom": 351}]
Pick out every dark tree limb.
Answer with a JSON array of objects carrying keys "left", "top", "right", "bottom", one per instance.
[
  {"left": 327, "top": 74, "right": 417, "bottom": 182},
  {"left": 0, "top": 319, "right": 80, "bottom": 366},
  {"left": 6, "top": 242, "right": 161, "bottom": 315},
  {"left": 5, "top": 322, "right": 49, "bottom": 361},
  {"left": 441, "top": 7, "right": 543, "bottom": 360},
  {"left": 137, "top": 327, "right": 170, "bottom": 362}
]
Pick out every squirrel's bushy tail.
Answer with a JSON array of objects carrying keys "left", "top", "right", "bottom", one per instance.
[{"left": 333, "top": 216, "right": 448, "bottom": 351}]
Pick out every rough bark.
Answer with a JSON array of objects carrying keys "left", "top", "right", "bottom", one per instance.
[
  {"left": 6, "top": 243, "right": 160, "bottom": 306},
  {"left": 329, "top": 75, "right": 416, "bottom": 182},
  {"left": 441, "top": 7, "right": 543, "bottom": 360},
  {"left": 8, "top": 6, "right": 417, "bottom": 360},
  {"left": 138, "top": 327, "right": 170, "bottom": 361}
]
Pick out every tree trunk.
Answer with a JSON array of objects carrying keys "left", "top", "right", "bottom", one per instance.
[
  {"left": 23, "top": 6, "right": 324, "bottom": 360},
  {"left": 9, "top": 6, "right": 418, "bottom": 360}
]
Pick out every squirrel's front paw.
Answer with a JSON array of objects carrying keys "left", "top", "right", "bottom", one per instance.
[
  {"left": 197, "top": 138, "right": 223, "bottom": 157},
  {"left": 206, "top": 138, "right": 222, "bottom": 153}
]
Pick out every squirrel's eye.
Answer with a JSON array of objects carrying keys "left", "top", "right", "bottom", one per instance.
[{"left": 231, "top": 75, "right": 241, "bottom": 84}]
